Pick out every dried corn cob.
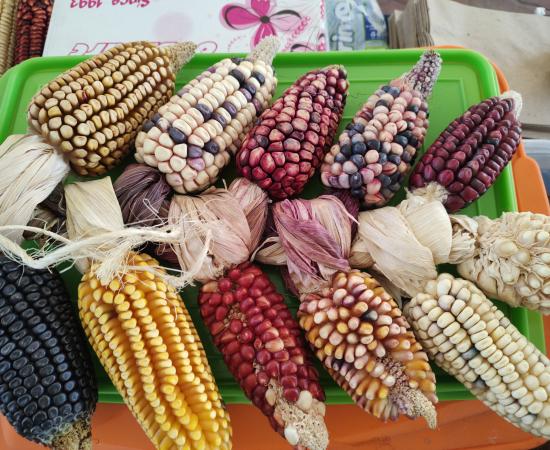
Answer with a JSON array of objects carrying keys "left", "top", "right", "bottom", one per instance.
[
  {"left": 452, "top": 212, "right": 550, "bottom": 314},
  {"left": 0, "top": 255, "right": 97, "bottom": 449},
  {"left": 200, "top": 262, "right": 328, "bottom": 450},
  {"left": 0, "top": 0, "right": 19, "bottom": 74},
  {"left": 79, "top": 252, "right": 231, "bottom": 450},
  {"left": 409, "top": 92, "right": 522, "bottom": 212},
  {"left": 135, "top": 37, "right": 279, "bottom": 194},
  {"left": 321, "top": 51, "right": 441, "bottom": 208},
  {"left": 406, "top": 273, "right": 550, "bottom": 439},
  {"left": 299, "top": 270, "right": 437, "bottom": 426},
  {"left": 14, "top": 0, "right": 52, "bottom": 64},
  {"left": 237, "top": 65, "right": 348, "bottom": 200},
  {"left": 255, "top": 196, "right": 438, "bottom": 426},
  {"left": 27, "top": 41, "right": 196, "bottom": 176}
]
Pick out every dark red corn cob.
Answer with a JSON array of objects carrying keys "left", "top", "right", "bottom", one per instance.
[
  {"left": 199, "top": 262, "right": 328, "bottom": 450},
  {"left": 14, "top": 0, "right": 53, "bottom": 65},
  {"left": 237, "top": 66, "right": 349, "bottom": 200},
  {"left": 321, "top": 51, "right": 441, "bottom": 209},
  {"left": 409, "top": 92, "right": 522, "bottom": 213}
]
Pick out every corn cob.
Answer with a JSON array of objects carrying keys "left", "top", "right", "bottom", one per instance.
[
  {"left": 79, "top": 251, "right": 231, "bottom": 449},
  {"left": 237, "top": 65, "right": 348, "bottom": 200},
  {"left": 0, "top": 255, "right": 97, "bottom": 449},
  {"left": 298, "top": 270, "right": 437, "bottom": 427},
  {"left": 135, "top": 37, "right": 279, "bottom": 194},
  {"left": 453, "top": 212, "right": 550, "bottom": 314},
  {"left": 409, "top": 92, "right": 522, "bottom": 212},
  {"left": 14, "top": 0, "right": 52, "bottom": 65},
  {"left": 199, "top": 262, "right": 328, "bottom": 450},
  {"left": 321, "top": 51, "right": 441, "bottom": 208},
  {"left": 406, "top": 273, "right": 550, "bottom": 439},
  {"left": 0, "top": 0, "right": 19, "bottom": 75},
  {"left": 27, "top": 41, "right": 196, "bottom": 176}
]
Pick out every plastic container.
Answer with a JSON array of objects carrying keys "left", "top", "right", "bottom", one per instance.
[
  {"left": 0, "top": 48, "right": 544, "bottom": 404},
  {"left": 1, "top": 49, "right": 549, "bottom": 450},
  {"left": 523, "top": 139, "right": 550, "bottom": 197}
]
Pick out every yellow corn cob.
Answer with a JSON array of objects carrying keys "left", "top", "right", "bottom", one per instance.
[
  {"left": 299, "top": 270, "right": 437, "bottom": 427},
  {"left": 78, "top": 252, "right": 231, "bottom": 450},
  {"left": 406, "top": 273, "right": 550, "bottom": 439},
  {"left": 27, "top": 41, "right": 196, "bottom": 176}
]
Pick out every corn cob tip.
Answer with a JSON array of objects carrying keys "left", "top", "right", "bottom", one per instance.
[
  {"left": 164, "top": 41, "right": 197, "bottom": 75},
  {"left": 499, "top": 90, "right": 523, "bottom": 118},
  {"left": 391, "top": 385, "right": 437, "bottom": 429},
  {"left": 248, "top": 36, "right": 280, "bottom": 65},
  {"left": 402, "top": 50, "right": 442, "bottom": 99},
  {"left": 269, "top": 382, "right": 328, "bottom": 450},
  {"left": 51, "top": 417, "right": 92, "bottom": 450}
]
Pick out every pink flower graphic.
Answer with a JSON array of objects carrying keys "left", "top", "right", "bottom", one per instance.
[
  {"left": 290, "top": 32, "right": 327, "bottom": 52},
  {"left": 221, "top": 0, "right": 301, "bottom": 48}
]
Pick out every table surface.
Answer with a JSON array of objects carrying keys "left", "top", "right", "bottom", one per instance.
[{"left": 379, "top": 0, "right": 550, "bottom": 15}]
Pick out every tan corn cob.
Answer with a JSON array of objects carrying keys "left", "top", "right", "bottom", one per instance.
[
  {"left": 27, "top": 41, "right": 196, "bottom": 176},
  {"left": 78, "top": 252, "right": 232, "bottom": 450},
  {"left": 135, "top": 36, "right": 279, "bottom": 194},
  {"left": 406, "top": 273, "right": 550, "bottom": 439},
  {"left": 299, "top": 270, "right": 437, "bottom": 427},
  {"left": 0, "top": 0, "right": 19, "bottom": 74}
]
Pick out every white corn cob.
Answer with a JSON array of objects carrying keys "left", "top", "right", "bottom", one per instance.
[{"left": 405, "top": 273, "right": 550, "bottom": 439}]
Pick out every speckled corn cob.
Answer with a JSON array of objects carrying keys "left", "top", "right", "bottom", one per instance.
[
  {"left": 14, "top": 0, "right": 52, "bottom": 64},
  {"left": 237, "top": 66, "right": 349, "bottom": 200},
  {"left": 78, "top": 252, "right": 231, "bottom": 450},
  {"left": 299, "top": 270, "right": 437, "bottom": 427},
  {"left": 28, "top": 41, "right": 196, "bottom": 176},
  {"left": 199, "top": 262, "right": 328, "bottom": 450},
  {"left": 136, "top": 37, "right": 279, "bottom": 194},
  {"left": 0, "top": 256, "right": 97, "bottom": 449},
  {"left": 321, "top": 51, "right": 441, "bottom": 208},
  {"left": 406, "top": 273, "right": 550, "bottom": 439},
  {"left": 409, "top": 93, "right": 522, "bottom": 212}
]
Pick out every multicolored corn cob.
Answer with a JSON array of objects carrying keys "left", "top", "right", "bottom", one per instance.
[
  {"left": 321, "top": 51, "right": 441, "bottom": 208},
  {"left": 79, "top": 251, "right": 232, "bottom": 450},
  {"left": 237, "top": 66, "right": 349, "bottom": 200},
  {"left": 199, "top": 262, "right": 328, "bottom": 450},
  {"left": 0, "top": 256, "right": 97, "bottom": 449},
  {"left": 299, "top": 270, "right": 437, "bottom": 427},
  {"left": 27, "top": 41, "right": 196, "bottom": 176},
  {"left": 14, "top": 0, "right": 52, "bottom": 65},
  {"left": 409, "top": 92, "right": 522, "bottom": 212},
  {"left": 406, "top": 273, "right": 550, "bottom": 439},
  {"left": 135, "top": 37, "right": 279, "bottom": 194}
]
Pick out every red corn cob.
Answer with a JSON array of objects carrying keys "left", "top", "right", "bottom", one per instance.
[
  {"left": 237, "top": 66, "right": 349, "bottom": 200},
  {"left": 199, "top": 262, "right": 328, "bottom": 450},
  {"left": 14, "top": 0, "right": 53, "bottom": 64},
  {"left": 409, "top": 92, "right": 522, "bottom": 213}
]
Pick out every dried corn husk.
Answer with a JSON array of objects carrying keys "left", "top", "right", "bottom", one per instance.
[
  {"left": 0, "top": 177, "right": 203, "bottom": 288},
  {"left": 165, "top": 178, "right": 268, "bottom": 282},
  {"left": 350, "top": 190, "right": 550, "bottom": 313}
]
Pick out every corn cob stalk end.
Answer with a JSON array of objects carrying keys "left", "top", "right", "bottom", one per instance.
[
  {"left": 248, "top": 36, "right": 280, "bottom": 65},
  {"left": 401, "top": 50, "right": 442, "bottom": 99},
  {"left": 51, "top": 417, "right": 92, "bottom": 450},
  {"left": 164, "top": 41, "right": 197, "bottom": 75}
]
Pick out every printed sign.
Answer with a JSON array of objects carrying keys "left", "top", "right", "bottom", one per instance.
[{"left": 44, "top": 0, "right": 326, "bottom": 56}]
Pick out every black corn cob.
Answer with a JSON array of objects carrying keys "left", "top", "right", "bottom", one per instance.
[{"left": 0, "top": 256, "right": 97, "bottom": 449}]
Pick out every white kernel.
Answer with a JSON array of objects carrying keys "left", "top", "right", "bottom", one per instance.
[
  {"left": 525, "top": 375, "right": 540, "bottom": 390},
  {"left": 471, "top": 330, "right": 489, "bottom": 344},
  {"left": 457, "top": 307, "right": 474, "bottom": 323},
  {"left": 427, "top": 307, "right": 444, "bottom": 322},
  {"left": 444, "top": 322, "right": 461, "bottom": 337},
  {"left": 468, "top": 320, "right": 486, "bottom": 335},
  {"left": 529, "top": 401, "right": 544, "bottom": 415},
  {"left": 438, "top": 294, "right": 454, "bottom": 311},
  {"left": 503, "top": 372, "right": 520, "bottom": 384},
  {"left": 498, "top": 364, "right": 515, "bottom": 377},
  {"left": 518, "top": 393, "right": 534, "bottom": 406},
  {"left": 437, "top": 278, "right": 452, "bottom": 297},
  {"left": 437, "top": 312, "right": 454, "bottom": 329},
  {"left": 476, "top": 337, "right": 493, "bottom": 350},
  {"left": 451, "top": 299, "right": 466, "bottom": 315}
]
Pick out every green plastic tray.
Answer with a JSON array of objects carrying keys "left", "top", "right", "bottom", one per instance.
[{"left": 0, "top": 49, "right": 544, "bottom": 404}]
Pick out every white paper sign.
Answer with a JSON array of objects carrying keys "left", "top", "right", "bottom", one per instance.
[{"left": 44, "top": 0, "right": 326, "bottom": 56}]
